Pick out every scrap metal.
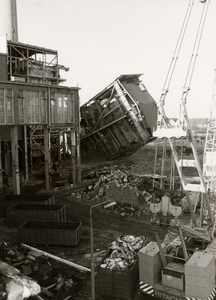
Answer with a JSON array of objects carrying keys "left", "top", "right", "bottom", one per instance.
[{"left": 100, "top": 235, "right": 149, "bottom": 270}]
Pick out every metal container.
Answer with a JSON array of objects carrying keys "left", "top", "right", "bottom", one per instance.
[
  {"left": 18, "top": 220, "right": 81, "bottom": 246},
  {"left": 0, "top": 194, "right": 55, "bottom": 217},
  {"left": 6, "top": 203, "right": 66, "bottom": 227},
  {"left": 97, "top": 250, "right": 139, "bottom": 299}
]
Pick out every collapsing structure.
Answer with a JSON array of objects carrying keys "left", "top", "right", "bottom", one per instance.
[{"left": 80, "top": 74, "right": 157, "bottom": 158}]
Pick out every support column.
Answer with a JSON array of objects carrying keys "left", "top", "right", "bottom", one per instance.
[
  {"left": 76, "top": 128, "right": 81, "bottom": 183},
  {"left": 44, "top": 125, "right": 50, "bottom": 192},
  {"left": 11, "top": 126, "right": 20, "bottom": 195},
  {"left": 58, "top": 132, "right": 61, "bottom": 163},
  {"left": 63, "top": 132, "right": 66, "bottom": 160},
  {"left": 71, "top": 129, "right": 76, "bottom": 184},
  {"left": 23, "top": 125, "right": 29, "bottom": 181},
  {"left": 29, "top": 129, "right": 33, "bottom": 172},
  {"left": 0, "top": 136, "right": 3, "bottom": 189},
  {"left": 4, "top": 141, "right": 11, "bottom": 176}
]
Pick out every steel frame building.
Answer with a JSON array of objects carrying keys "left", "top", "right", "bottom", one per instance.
[{"left": 0, "top": 37, "right": 81, "bottom": 193}]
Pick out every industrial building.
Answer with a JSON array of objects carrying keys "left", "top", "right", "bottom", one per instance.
[{"left": 0, "top": 0, "right": 81, "bottom": 194}]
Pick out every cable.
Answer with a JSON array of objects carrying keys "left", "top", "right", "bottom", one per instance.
[
  {"left": 183, "top": 0, "right": 210, "bottom": 90},
  {"left": 159, "top": 0, "right": 195, "bottom": 107}
]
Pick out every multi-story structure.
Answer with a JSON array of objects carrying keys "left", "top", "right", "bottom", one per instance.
[{"left": 0, "top": 0, "right": 81, "bottom": 193}]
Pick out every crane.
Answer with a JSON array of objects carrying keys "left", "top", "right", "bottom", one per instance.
[
  {"left": 153, "top": 0, "right": 214, "bottom": 228},
  {"left": 140, "top": 1, "right": 216, "bottom": 299}
]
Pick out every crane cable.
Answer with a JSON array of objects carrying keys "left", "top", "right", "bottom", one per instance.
[
  {"left": 179, "top": 0, "right": 210, "bottom": 125},
  {"left": 159, "top": 0, "right": 195, "bottom": 111},
  {"left": 184, "top": 1, "right": 210, "bottom": 89},
  {"left": 153, "top": 0, "right": 194, "bottom": 189}
]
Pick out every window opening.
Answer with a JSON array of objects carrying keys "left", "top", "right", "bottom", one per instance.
[
  {"left": 0, "top": 89, "right": 5, "bottom": 124},
  {"left": 18, "top": 90, "right": 24, "bottom": 123},
  {"left": 51, "top": 93, "right": 74, "bottom": 123},
  {"left": 6, "top": 89, "right": 14, "bottom": 124},
  {"left": 26, "top": 91, "right": 40, "bottom": 123}
]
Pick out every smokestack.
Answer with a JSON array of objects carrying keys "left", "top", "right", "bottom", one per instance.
[{"left": 0, "top": 0, "right": 18, "bottom": 42}]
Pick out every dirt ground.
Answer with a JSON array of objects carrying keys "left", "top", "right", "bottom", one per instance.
[{"left": 0, "top": 141, "right": 205, "bottom": 300}]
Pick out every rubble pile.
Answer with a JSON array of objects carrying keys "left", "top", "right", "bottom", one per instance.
[
  {"left": 71, "top": 170, "right": 155, "bottom": 200},
  {"left": 0, "top": 242, "right": 85, "bottom": 300},
  {"left": 67, "top": 169, "right": 165, "bottom": 219},
  {"left": 100, "top": 235, "right": 149, "bottom": 270}
]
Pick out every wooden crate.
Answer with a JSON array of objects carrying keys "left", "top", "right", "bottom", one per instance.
[
  {"left": 18, "top": 221, "right": 81, "bottom": 246},
  {"left": 97, "top": 250, "right": 139, "bottom": 299},
  {"left": 7, "top": 203, "right": 66, "bottom": 227},
  {"left": 0, "top": 194, "right": 55, "bottom": 217}
]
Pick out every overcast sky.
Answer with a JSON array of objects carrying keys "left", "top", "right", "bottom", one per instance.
[{"left": 16, "top": 0, "right": 216, "bottom": 118}]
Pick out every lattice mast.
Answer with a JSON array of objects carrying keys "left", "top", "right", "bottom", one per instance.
[
  {"left": 154, "top": 0, "right": 214, "bottom": 227},
  {"left": 203, "top": 71, "right": 216, "bottom": 194}
]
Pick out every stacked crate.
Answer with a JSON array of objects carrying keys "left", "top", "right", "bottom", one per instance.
[
  {"left": 139, "top": 241, "right": 166, "bottom": 286},
  {"left": 185, "top": 251, "right": 215, "bottom": 299}
]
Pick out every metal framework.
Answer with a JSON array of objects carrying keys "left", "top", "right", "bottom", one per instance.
[
  {"left": 7, "top": 41, "right": 68, "bottom": 85},
  {"left": 203, "top": 71, "right": 216, "bottom": 194},
  {"left": 80, "top": 74, "right": 157, "bottom": 159},
  {"left": 153, "top": 0, "right": 214, "bottom": 227}
]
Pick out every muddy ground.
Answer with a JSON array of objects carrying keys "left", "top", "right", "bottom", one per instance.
[{"left": 0, "top": 141, "right": 204, "bottom": 300}]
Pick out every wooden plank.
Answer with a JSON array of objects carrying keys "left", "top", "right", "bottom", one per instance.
[{"left": 21, "top": 243, "right": 91, "bottom": 272}]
